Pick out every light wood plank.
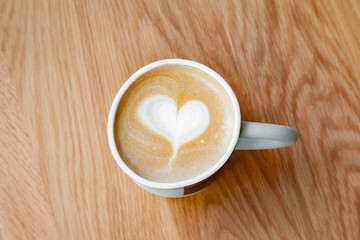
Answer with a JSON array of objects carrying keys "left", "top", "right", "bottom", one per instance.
[{"left": 1, "top": 0, "right": 359, "bottom": 239}]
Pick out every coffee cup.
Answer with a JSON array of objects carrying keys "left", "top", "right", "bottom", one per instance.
[{"left": 108, "top": 59, "right": 297, "bottom": 197}]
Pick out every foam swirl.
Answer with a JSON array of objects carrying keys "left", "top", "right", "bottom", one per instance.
[{"left": 138, "top": 95, "right": 210, "bottom": 168}]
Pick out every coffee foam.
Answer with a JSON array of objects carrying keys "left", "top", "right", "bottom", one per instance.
[
  {"left": 138, "top": 95, "right": 210, "bottom": 168},
  {"left": 114, "top": 65, "right": 234, "bottom": 182}
]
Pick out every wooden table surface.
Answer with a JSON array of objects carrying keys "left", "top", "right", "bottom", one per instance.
[{"left": 1, "top": 1, "right": 360, "bottom": 239}]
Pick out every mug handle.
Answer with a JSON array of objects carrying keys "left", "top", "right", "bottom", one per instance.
[{"left": 235, "top": 121, "right": 298, "bottom": 150}]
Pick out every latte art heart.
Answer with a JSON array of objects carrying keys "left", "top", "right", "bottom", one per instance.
[{"left": 138, "top": 95, "right": 210, "bottom": 167}]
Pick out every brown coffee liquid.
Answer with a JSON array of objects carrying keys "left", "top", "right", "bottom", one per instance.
[{"left": 114, "top": 65, "right": 234, "bottom": 182}]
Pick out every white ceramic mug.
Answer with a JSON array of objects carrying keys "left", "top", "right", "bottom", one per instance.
[{"left": 108, "top": 59, "right": 298, "bottom": 197}]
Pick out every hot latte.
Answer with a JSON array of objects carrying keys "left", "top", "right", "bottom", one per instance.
[{"left": 114, "top": 65, "right": 234, "bottom": 182}]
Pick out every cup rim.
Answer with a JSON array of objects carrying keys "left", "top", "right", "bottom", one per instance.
[{"left": 107, "top": 59, "right": 241, "bottom": 189}]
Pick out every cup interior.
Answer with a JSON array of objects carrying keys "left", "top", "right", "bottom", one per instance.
[{"left": 107, "top": 59, "right": 241, "bottom": 189}]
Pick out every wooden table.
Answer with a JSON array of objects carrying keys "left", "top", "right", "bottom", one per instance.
[{"left": 1, "top": 1, "right": 359, "bottom": 239}]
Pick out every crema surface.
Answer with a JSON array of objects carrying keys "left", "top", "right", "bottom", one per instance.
[{"left": 114, "top": 65, "right": 234, "bottom": 182}]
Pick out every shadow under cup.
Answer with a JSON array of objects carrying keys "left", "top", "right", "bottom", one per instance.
[{"left": 108, "top": 59, "right": 241, "bottom": 198}]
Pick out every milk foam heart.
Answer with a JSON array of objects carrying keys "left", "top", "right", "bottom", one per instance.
[{"left": 138, "top": 95, "right": 210, "bottom": 167}]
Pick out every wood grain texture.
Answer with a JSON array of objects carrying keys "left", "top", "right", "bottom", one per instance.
[{"left": 1, "top": 0, "right": 360, "bottom": 239}]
